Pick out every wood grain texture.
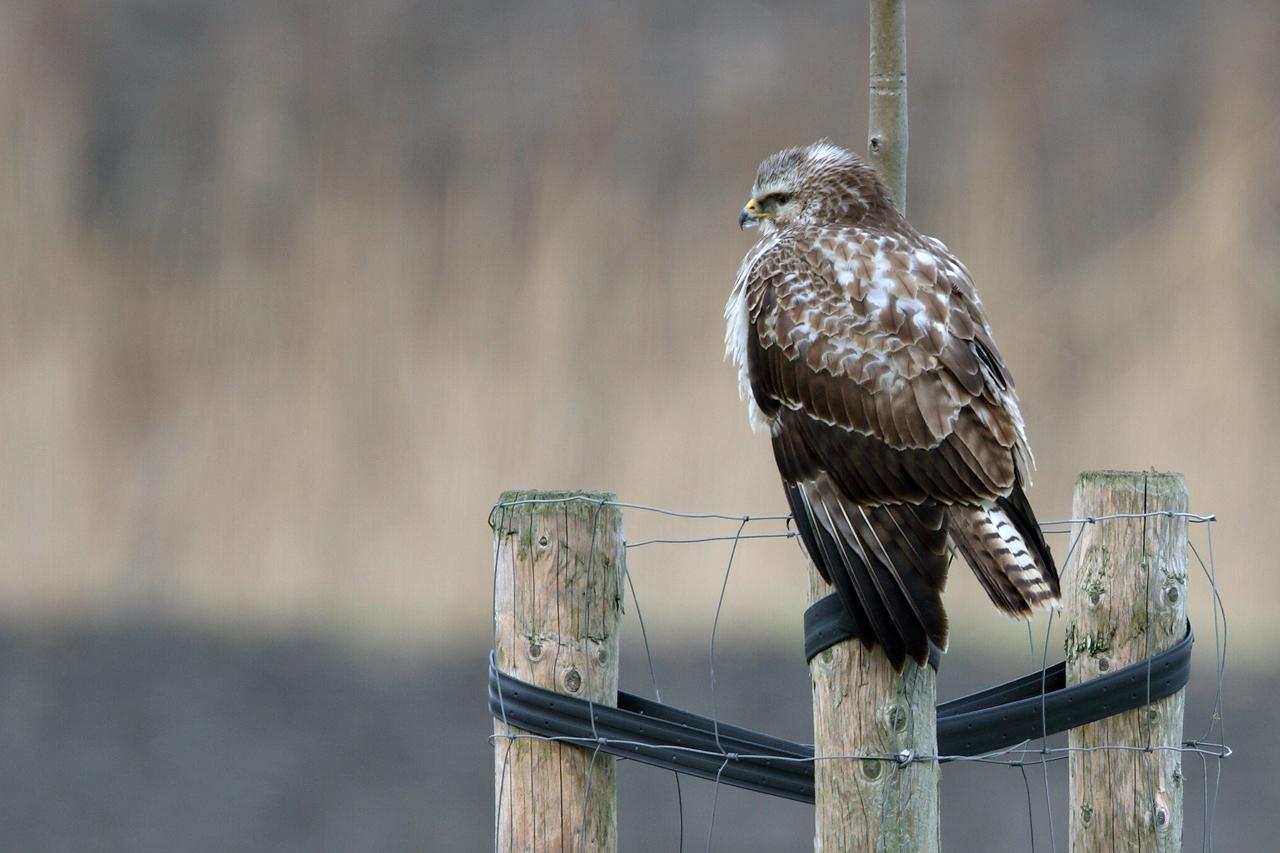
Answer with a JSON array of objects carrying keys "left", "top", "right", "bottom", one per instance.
[
  {"left": 1067, "top": 471, "right": 1188, "bottom": 853},
  {"left": 492, "top": 491, "right": 623, "bottom": 853},
  {"left": 807, "top": 562, "right": 940, "bottom": 852}
]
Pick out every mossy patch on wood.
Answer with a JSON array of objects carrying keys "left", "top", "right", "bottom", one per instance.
[{"left": 1064, "top": 624, "right": 1115, "bottom": 664}]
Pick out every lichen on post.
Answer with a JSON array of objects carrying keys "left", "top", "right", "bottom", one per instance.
[{"left": 492, "top": 490, "right": 624, "bottom": 852}]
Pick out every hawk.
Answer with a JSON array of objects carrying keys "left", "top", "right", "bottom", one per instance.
[{"left": 727, "top": 141, "right": 1059, "bottom": 669}]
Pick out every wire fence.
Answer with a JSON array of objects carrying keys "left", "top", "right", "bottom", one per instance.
[{"left": 489, "top": 494, "right": 1230, "bottom": 852}]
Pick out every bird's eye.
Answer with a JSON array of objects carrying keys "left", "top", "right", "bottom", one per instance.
[{"left": 775, "top": 194, "right": 791, "bottom": 205}]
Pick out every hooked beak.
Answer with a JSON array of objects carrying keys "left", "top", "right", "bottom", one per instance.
[{"left": 739, "top": 197, "right": 764, "bottom": 230}]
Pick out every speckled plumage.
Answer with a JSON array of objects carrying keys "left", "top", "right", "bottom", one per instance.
[{"left": 728, "top": 142, "right": 1058, "bottom": 668}]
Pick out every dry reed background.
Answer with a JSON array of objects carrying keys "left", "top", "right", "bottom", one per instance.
[{"left": 2, "top": 0, "right": 1278, "bottom": 652}]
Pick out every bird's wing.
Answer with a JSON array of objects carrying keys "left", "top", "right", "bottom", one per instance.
[
  {"left": 744, "top": 227, "right": 1033, "bottom": 505},
  {"left": 741, "top": 226, "right": 1044, "bottom": 667}
]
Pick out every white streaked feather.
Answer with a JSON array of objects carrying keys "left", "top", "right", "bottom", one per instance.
[
  {"left": 725, "top": 233, "right": 780, "bottom": 432},
  {"left": 806, "top": 140, "right": 854, "bottom": 166}
]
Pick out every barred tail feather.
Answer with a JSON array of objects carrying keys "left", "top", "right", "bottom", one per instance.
[{"left": 947, "top": 492, "right": 1060, "bottom": 616}]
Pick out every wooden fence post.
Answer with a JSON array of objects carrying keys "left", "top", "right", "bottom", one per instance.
[
  {"left": 1066, "top": 471, "right": 1188, "bottom": 852},
  {"left": 492, "top": 490, "right": 624, "bottom": 853},
  {"left": 805, "top": 2, "right": 939, "bottom": 850},
  {"left": 807, "top": 566, "right": 939, "bottom": 853}
]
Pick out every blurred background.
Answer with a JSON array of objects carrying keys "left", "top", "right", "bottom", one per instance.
[{"left": 2, "top": 0, "right": 1277, "bottom": 849}]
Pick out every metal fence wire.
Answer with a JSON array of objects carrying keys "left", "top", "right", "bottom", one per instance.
[{"left": 489, "top": 495, "right": 1229, "bottom": 852}]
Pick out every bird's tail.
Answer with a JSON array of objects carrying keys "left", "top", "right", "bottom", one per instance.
[
  {"left": 784, "top": 477, "right": 951, "bottom": 670},
  {"left": 946, "top": 482, "right": 1060, "bottom": 616}
]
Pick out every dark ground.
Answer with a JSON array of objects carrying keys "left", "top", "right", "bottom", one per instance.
[{"left": 0, "top": 626, "right": 1264, "bottom": 852}]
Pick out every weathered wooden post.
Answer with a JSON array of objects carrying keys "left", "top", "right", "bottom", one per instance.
[
  {"left": 807, "top": 571, "right": 940, "bottom": 852},
  {"left": 1066, "top": 471, "right": 1188, "bottom": 852},
  {"left": 805, "top": 1, "right": 940, "bottom": 850},
  {"left": 492, "top": 491, "right": 624, "bottom": 852}
]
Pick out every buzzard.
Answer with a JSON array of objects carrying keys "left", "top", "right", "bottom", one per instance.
[{"left": 727, "top": 141, "right": 1059, "bottom": 669}]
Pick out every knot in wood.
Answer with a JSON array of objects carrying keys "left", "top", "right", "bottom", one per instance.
[{"left": 887, "top": 704, "right": 909, "bottom": 733}]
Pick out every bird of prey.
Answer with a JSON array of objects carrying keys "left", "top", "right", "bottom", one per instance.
[{"left": 727, "top": 141, "right": 1059, "bottom": 669}]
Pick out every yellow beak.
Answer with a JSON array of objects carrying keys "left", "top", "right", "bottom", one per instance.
[{"left": 739, "top": 197, "right": 767, "bottom": 230}]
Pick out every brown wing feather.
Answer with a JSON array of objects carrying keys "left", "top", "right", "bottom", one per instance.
[
  {"left": 746, "top": 228, "right": 1029, "bottom": 495},
  {"left": 733, "top": 222, "right": 1050, "bottom": 667},
  {"left": 774, "top": 424, "right": 950, "bottom": 667}
]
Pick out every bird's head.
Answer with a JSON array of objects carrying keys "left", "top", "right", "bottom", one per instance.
[{"left": 738, "top": 141, "right": 892, "bottom": 233}]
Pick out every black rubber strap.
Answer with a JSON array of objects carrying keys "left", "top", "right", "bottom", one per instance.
[
  {"left": 488, "top": 619, "right": 1192, "bottom": 804},
  {"left": 489, "top": 657, "right": 815, "bottom": 802},
  {"left": 803, "top": 592, "right": 943, "bottom": 670}
]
